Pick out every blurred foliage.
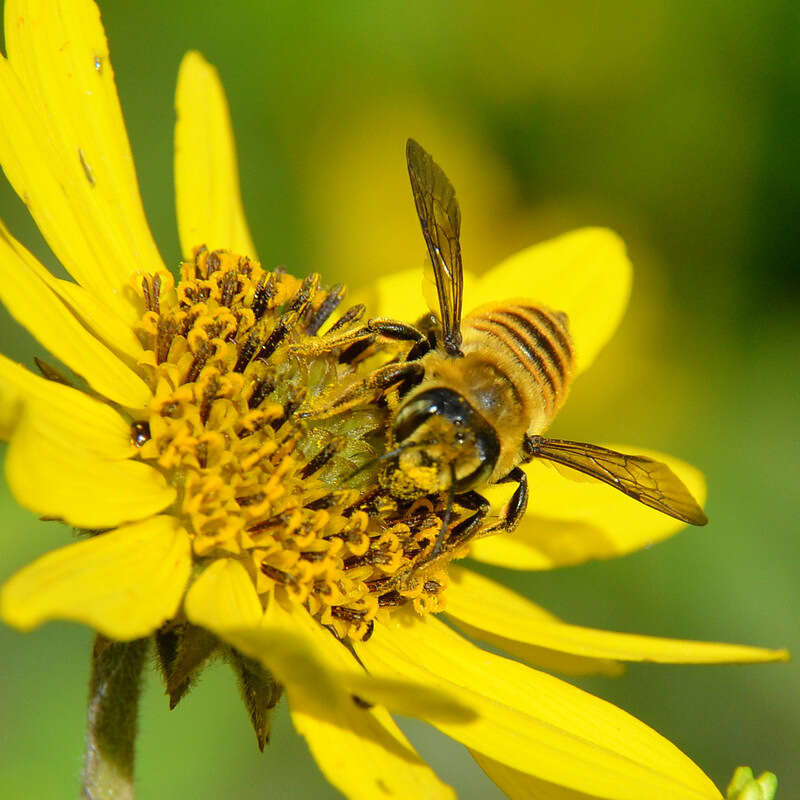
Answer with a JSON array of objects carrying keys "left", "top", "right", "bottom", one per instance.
[{"left": 1, "top": 0, "right": 798, "bottom": 798}]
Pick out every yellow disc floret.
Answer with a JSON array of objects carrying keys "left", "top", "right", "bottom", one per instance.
[{"left": 130, "top": 248, "right": 455, "bottom": 639}]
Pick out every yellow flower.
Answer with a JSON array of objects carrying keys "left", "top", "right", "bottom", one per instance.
[{"left": 0, "top": 2, "right": 787, "bottom": 799}]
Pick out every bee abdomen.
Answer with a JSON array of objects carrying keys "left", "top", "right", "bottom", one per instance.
[{"left": 467, "top": 303, "right": 574, "bottom": 420}]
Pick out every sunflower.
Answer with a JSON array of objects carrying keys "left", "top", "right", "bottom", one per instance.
[{"left": 0, "top": 2, "right": 787, "bottom": 799}]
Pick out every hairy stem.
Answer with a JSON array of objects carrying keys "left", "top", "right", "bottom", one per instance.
[{"left": 82, "top": 635, "right": 148, "bottom": 800}]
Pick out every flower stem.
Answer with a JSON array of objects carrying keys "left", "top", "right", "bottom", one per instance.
[{"left": 82, "top": 635, "right": 148, "bottom": 800}]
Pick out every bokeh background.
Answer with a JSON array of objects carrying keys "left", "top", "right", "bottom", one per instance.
[{"left": 1, "top": 1, "right": 798, "bottom": 797}]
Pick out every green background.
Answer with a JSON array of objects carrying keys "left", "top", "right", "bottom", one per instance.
[{"left": 1, "top": 1, "right": 798, "bottom": 797}]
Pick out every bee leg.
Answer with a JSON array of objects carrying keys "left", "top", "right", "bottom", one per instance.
[
  {"left": 290, "top": 317, "right": 424, "bottom": 357},
  {"left": 405, "top": 329, "right": 435, "bottom": 362},
  {"left": 299, "top": 361, "right": 425, "bottom": 419},
  {"left": 481, "top": 467, "right": 529, "bottom": 535},
  {"left": 367, "top": 318, "right": 426, "bottom": 344},
  {"left": 338, "top": 320, "right": 427, "bottom": 366},
  {"left": 304, "top": 284, "right": 346, "bottom": 335},
  {"left": 447, "top": 491, "right": 490, "bottom": 547},
  {"left": 396, "top": 354, "right": 428, "bottom": 396}
]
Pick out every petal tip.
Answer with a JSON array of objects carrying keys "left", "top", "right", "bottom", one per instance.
[
  {"left": 179, "top": 49, "right": 212, "bottom": 75},
  {"left": 0, "top": 581, "right": 38, "bottom": 632}
]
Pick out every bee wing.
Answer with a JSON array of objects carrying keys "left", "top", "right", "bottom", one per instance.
[
  {"left": 526, "top": 436, "right": 708, "bottom": 526},
  {"left": 406, "top": 138, "right": 464, "bottom": 355}
]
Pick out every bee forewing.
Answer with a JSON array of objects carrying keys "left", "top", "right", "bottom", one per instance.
[
  {"left": 526, "top": 437, "right": 708, "bottom": 526},
  {"left": 422, "top": 257, "right": 440, "bottom": 316},
  {"left": 406, "top": 138, "right": 464, "bottom": 355}
]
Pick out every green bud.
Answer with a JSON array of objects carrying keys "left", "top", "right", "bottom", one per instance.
[{"left": 726, "top": 766, "right": 778, "bottom": 800}]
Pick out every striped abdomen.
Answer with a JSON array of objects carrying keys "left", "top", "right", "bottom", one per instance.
[{"left": 463, "top": 301, "right": 575, "bottom": 433}]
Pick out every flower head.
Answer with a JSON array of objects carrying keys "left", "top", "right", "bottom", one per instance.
[{"left": 0, "top": 2, "right": 787, "bottom": 798}]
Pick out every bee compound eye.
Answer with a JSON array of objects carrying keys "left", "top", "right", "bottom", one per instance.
[
  {"left": 394, "top": 387, "right": 461, "bottom": 441},
  {"left": 451, "top": 429, "right": 500, "bottom": 491},
  {"left": 394, "top": 396, "right": 436, "bottom": 443}
]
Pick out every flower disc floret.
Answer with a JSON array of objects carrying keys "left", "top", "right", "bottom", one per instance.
[{"left": 130, "top": 248, "right": 451, "bottom": 639}]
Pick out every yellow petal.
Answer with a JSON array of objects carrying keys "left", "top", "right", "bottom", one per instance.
[
  {"left": 291, "top": 699, "right": 455, "bottom": 800},
  {"left": 222, "top": 600, "right": 472, "bottom": 724},
  {"left": 175, "top": 51, "right": 257, "bottom": 260},
  {"left": 446, "top": 567, "right": 788, "bottom": 666},
  {"left": 1, "top": 0, "right": 163, "bottom": 318},
  {"left": 0, "top": 223, "right": 151, "bottom": 408},
  {"left": 45, "top": 277, "right": 144, "bottom": 362},
  {"left": 220, "top": 604, "right": 458, "bottom": 799},
  {"left": 0, "top": 220, "right": 144, "bottom": 361},
  {"left": 207, "top": 602, "right": 343, "bottom": 704},
  {"left": 266, "top": 603, "right": 457, "bottom": 799},
  {"left": 470, "top": 517, "right": 604, "bottom": 570},
  {"left": 472, "top": 750, "right": 604, "bottom": 800},
  {"left": 357, "top": 615, "right": 722, "bottom": 800},
  {"left": 472, "top": 446, "right": 706, "bottom": 569},
  {"left": 185, "top": 558, "right": 263, "bottom": 631},
  {"left": 0, "top": 353, "right": 135, "bottom": 457},
  {"left": 356, "top": 229, "right": 628, "bottom": 378},
  {"left": 476, "top": 228, "right": 631, "bottom": 376},
  {"left": 5, "top": 405, "right": 175, "bottom": 527},
  {"left": 0, "top": 56, "right": 119, "bottom": 309},
  {"left": 446, "top": 566, "right": 622, "bottom": 677},
  {"left": 351, "top": 265, "right": 480, "bottom": 328},
  {"left": 0, "top": 515, "right": 191, "bottom": 639},
  {"left": 463, "top": 635, "right": 624, "bottom": 678},
  {"left": 0, "top": 386, "right": 18, "bottom": 440}
]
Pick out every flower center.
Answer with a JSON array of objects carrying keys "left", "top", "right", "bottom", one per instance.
[{"left": 130, "top": 248, "right": 460, "bottom": 640}]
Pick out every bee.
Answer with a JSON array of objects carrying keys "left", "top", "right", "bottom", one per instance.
[{"left": 380, "top": 138, "right": 707, "bottom": 554}]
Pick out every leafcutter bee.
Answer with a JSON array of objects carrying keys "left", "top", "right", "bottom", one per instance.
[{"left": 379, "top": 139, "right": 707, "bottom": 554}]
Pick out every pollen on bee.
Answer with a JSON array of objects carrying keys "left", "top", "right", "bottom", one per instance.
[{"left": 383, "top": 462, "right": 440, "bottom": 500}]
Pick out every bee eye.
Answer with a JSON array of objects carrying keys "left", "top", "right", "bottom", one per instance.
[
  {"left": 394, "top": 388, "right": 466, "bottom": 443},
  {"left": 454, "top": 431, "right": 466, "bottom": 444}
]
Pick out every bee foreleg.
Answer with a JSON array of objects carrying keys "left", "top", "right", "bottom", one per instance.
[
  {"left": 367, "top": 318, "right": 426, "bottom": 343},
  {"left": 299, "top": 361, "right": 425, "bottom": 419},
  {"left": 289, "top": 317, "right": 424, "bottom": 357},
  {"left": 480, "top": 467, "right": 529, "bottom": 536}
]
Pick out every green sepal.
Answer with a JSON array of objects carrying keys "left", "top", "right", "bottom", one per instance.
[
  {"left": 228, "top": 647, "right": 283, "bottom": 751},
  {"left": 154, "top": 622, "right": 219, "bottom": 709}
]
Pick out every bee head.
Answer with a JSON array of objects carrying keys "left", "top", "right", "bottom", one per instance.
[{"left": 386, "top": 387, "right": 500, "bottom": 498}]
